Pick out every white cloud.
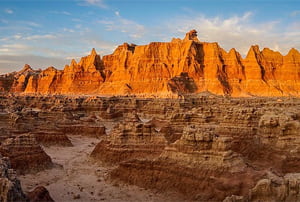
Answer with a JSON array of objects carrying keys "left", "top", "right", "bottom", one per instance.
[
  {"left": 83, "top": 0, "right": 107, "bottom": 8},
  {"left": 75, "top": 24, "right": 82, "bottom": 29},
  {"left": 25, "top": 21, "right": 40, "bottom": 27},
  {"left": 13, "top": 34, "right": 22, "bottom": 39},
  {"left": 62, "top": 11, "right": 71, "bottom": 15},
  {"left": 98, "top": 16, "right": 145, "bottom": 39},
  {"left": 2, "top": 44, "right": 28, "bottom": 49},
  {"left": 50, "top": 11, "right": 71, "bottom": 15},
  {"left": 63, "top": 28, "right": 75, "bottom": 33},
  {"left": 163, "top": 12, "right": 299, "bottom": 55},
  {"left": 0, "top": 21, "right": 41, "bottom": 33},
  {"left": 5, "top": 9, "right": 13, "bottom": 14},
  {"left": 24, "top": 34, "right": 56, "bottom": 40},
  {"left": 1, "top": 10, "right": 299, "bottom": 74},
  {"left": 0, "top": 44, "right": 31, "bottom": 56},
  {"left": 0, "top": 48, "right": 10, "bottom": 53}
]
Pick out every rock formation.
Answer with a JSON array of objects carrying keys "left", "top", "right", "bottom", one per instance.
[
  {"left": 0, "top": 30, "right": 299, "bottom": 97},
  {"left": 183, "top": 29, "right": 200, "bottom": 42},
  {"left": 1, "top": 90, "right": 300, "bottom": 200},
  {"left": 24, "top": 48, "right": 105, "bottom": 94},
  {"left": 31, "top": 131, "right": 73, "bottom": 147},
  {"left": 224, "top": 172, "right": 300, "bottom": 202},
  {"left": 87, "top": 95, "right": 300, "bottom": 200},
  {"left": 0, "top": 134, "right": 53, "bottom": 174},
  {"left": 0, "top": 155, "right": 28, "bottom": 202},
  {"left": 27, "top": 186, "right": 54, "bottom": 202},
  {"left": 91, "top": 112, "right": 168, "bottom": 164},
  {"left": 2, "top": 29, "right": 300, "bottom": 201}
]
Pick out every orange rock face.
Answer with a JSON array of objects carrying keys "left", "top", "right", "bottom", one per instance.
[
  {"left": 24, "top": 48, "right": 105, "bottom": 94},
  {"left": 1, "top": 30, "right": 300, "bottom": 97}
]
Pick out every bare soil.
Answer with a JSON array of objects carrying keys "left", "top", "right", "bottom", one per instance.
[{"left": 19, "top": 136, "right": 182, "bottom": 202}]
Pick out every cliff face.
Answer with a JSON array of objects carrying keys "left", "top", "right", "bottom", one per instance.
[
  {"left": 24, "top": 48, "right": 105, "bottom": 94},
  {"left": 1, "top": 30, "right": 300, "bottom": 97}
]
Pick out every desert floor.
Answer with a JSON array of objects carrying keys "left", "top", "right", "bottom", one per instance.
[{"left": 19, "top": 135, "right": 183, "bottom": 202}]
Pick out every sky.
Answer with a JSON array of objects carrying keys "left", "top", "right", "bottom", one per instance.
[{"left": 0, "top": 0, "right": 299, "bottom": 73}]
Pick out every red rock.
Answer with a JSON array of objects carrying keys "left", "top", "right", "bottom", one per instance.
[
  {"left": 0, "top": 30, "right": 299, "bottom": 97},
  {"left": 24, "top": 49, "right": 105, "bottom": 94}
]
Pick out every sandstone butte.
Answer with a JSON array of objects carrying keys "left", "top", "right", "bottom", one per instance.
[{"left": 0, "top": 29, "right": 300, "bottom": 97}]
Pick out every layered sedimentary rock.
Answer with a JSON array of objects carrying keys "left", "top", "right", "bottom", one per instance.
[
  {"left": 87, "top": 95, "right": 300, "bottom": 200},
  {"left": 0, "top": 134, "right": 53, "bottom": 174},
  {"left": 91, "top": 112, "right": 168, "bottom": 164},
  {"left": 110, "top": 124, "right": 263, "bottom": 201},
  {"left": 0, "top": 155, "right": 28, "bottom": 202},
  {"left": 31, "top": 131, "right": 73, "bottom": 147},
  {"left": 2, "top": 93, "right": 300, "bottom": 200},
  {"left": 0, "top": 95, "right": 110, "bottom": 143},
  {"left": 1, "top": 30, "right": 299, "bottom": 97},
  {"left": 24, "top": 48, "right": 105, "bottom": 94}
]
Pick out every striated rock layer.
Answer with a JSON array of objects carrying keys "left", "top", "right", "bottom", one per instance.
[
  {"left": 87, "top": 95, "right": 300, "bottom": 201},
  {"left": 0, "top": 30, "right": 300, "bottom": 97},
  {"left": 91, "top": 112, "right": 168, "bottom": 164},
  {"left": 0, "top": 134, "right": 53, "bottom": 174},
  {"left": 2, "top": 94, "right": 300, "bottom": 200}
]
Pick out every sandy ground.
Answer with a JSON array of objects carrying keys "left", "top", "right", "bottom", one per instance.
[{"left": 19, "top": 135, "right": 182, "bottom": 202}]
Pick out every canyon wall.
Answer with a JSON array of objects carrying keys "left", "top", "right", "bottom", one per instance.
[{"left": 0, "top": 30, "right": 299, "bottom": 97}]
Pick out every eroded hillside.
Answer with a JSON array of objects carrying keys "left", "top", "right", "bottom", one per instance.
[{"left": 1, "top": 94, "right": 300, "bottom": 201}]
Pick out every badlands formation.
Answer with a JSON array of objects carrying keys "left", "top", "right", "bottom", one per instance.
[
  {"left": 0, "top": 30, "right": 300, "bottom": 201},
  {"left": 0, "top": 30, "right": 300, "bottom": 97}
]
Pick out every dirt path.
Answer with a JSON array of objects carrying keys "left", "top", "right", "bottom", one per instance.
[{"left": 19, "top": 136, "right": 179, "bottom": 202}]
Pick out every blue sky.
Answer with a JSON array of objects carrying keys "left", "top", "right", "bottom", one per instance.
[{"left": 0, "top": 0, "right": 299, "bottom": 73}]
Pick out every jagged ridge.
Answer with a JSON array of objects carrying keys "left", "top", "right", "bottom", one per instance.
[{"left": 0, "top": 30, "right": 299, "bottom": 97}]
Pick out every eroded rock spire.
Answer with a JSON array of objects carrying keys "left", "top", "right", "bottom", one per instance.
[{"left": 184, "top": 29, "right": 200, "bottom": 42}]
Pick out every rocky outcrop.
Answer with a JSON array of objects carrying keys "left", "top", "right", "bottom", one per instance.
[
  {"left": 0, "top": 95, "right": 110, "bottom": 142},
  {"left": 27, "top": 186, "right": 54, "bottom": 202},
  {"left": 31, "top": 132, "right": 73, "bottom": 147},
  {"left": 2, "top": 94, "right": 300, "bottom": 200},
  {"left": 183, "top": 29, "right": 200, "bottom": 42},
  {"left": 256, "top": 110, "right": 300, "bottom": 174},
  {"left": 1, "top": 30, "right": 299, "bottom": 97},
  {"left": 224, "top": 172, "right": 300, "bottom": 202},
  {"left": 110, "top": 125, "right": 262, "bottom": 201},
  {"left": 10, "top": 64, "right": 40, "bottom": 93},
  {"left": 0, "top": 134, "right": 53, "bottom": 174},
  {"left": 87, "top": 95, "right": 300, "bottom": 201},
  {"left": 0, "top": 155, "right": 28, "bottom": 202},
  {"left": 91, "top": 112, "right": 168, "bottom": 164},
  {"left": 0, "top": 73, "right": 15, "bottom": 92},
  {"left": 0, "top": 64, "right": 40, "bottom": 93},
  {"left": 24, "top": 48, "right": 105, "bottom": 94}
]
